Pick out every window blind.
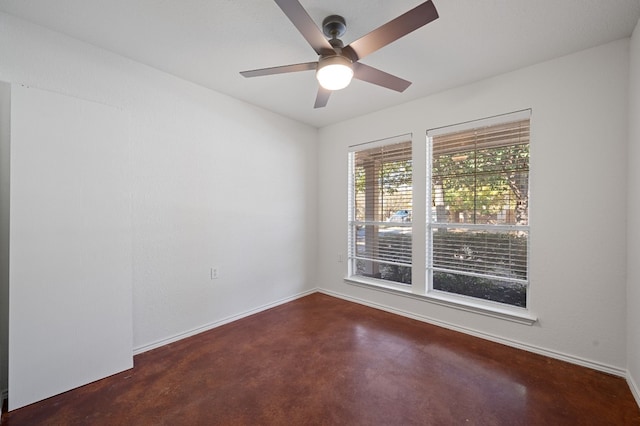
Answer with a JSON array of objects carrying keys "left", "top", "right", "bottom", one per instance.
[
  {"left": 348, "top": 139, "right": 412, "bottom": 285},
  {"left": 427, "top": 112, "right": 530, "bottom": 307}
]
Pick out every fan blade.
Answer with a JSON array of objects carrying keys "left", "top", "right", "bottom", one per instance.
[
  {"left": 353, "top": 63, "right": 411, "bottom": 92},
  {"left": 240, "top": 62, "right": 318, "bottom": 78},
  {"left": 274, "top": 0, "right": 334, "bottom": 56},
  {"left": 314, "top": 87, "right": 331, "bottom": 108},
  {"left": 343, "top": 0, "right": 438, "bottom": 61}
]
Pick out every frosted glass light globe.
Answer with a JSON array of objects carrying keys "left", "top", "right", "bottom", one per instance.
[{"left": 316, "top": 56, "right": 354, "bottom": 91}]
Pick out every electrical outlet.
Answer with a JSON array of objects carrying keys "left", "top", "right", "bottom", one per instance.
[
  {"left": 337, "top": 253, "right": 344, "bottom": 263},
  {"left": 211, "top": 267, "right": 220, "bottom": 280}
]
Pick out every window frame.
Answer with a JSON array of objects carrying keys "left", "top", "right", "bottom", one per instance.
[
  {"left": 426, "top": 109, "right": 532, "bottom": 312},
  {"left": 347, "top": 134, "right": 413, "bottom": 290},
  {"left": 343, "top": 111, "right": 536, "bottom": 325}
]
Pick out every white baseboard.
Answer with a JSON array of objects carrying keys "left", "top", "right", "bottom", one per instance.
[
  {"left": 318, "top": 288, "right": 627, "bottom": 378},
  {"left": 629, "top": 371, "right": 640, "bottom": 408},
  {"left": 133, "top": 288, "right": 317, "bottom": 355}
]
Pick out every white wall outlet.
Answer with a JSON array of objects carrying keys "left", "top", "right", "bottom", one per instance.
[
  {"left": 210, "top": 267, "right": 220, "bottom": 280},
  {"left": 337, "top": 253, "right": 344, "bottom": 263}
]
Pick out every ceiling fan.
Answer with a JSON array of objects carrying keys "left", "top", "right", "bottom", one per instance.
[{"left": 240, "top": 0, "right": 439, "bottom": 108}]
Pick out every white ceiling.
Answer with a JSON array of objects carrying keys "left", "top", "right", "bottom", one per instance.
[{"left": 1, "top": 0, "right": 639, "bottom": 128}]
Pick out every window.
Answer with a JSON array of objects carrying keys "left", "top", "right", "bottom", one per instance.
[
  {"left": 427, "top": 111, "right": 530, "bottom": 308},
  {"left": 348, "top": 136, "right": 412, "bottom": 286}
]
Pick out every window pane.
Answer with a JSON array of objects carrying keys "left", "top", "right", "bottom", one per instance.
[
  {"left": 433, "top": 272, "right": 527, "bottom": 307},
  {"left": 354, "top": 161, "right": 412, "bottom": 222},
  {"left": 349, "top": 138, "right": 412, "bottom": 286},
  {"left": 354, "top": 260, "right": 412, "bottom": 285},
  {"left": 432, "top": 143, "right": 529, "bottom": 226},
  {"left": 428, "top": 113, "right": 530, "bottom": 308}
]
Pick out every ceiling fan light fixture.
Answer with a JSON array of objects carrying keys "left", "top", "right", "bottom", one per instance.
[
  {"left": 241, "top": 0, "right": 440, "bottom": 107},
  {"left": 316, "top": 55, "right": 353, "bottom": 91}
]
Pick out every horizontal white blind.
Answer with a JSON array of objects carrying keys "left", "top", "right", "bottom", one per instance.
[
  {"left": 431, "top": 119, "right": 530, "bottom": 156},
  {"left": 349, "top": 223, "right": 412, "bottom": 265},
  {"left": 349, "top": 140, "right": 412, "bottom": 285},
  {"left": 430, "top": 225, "right": 528, "bottom": 282}
]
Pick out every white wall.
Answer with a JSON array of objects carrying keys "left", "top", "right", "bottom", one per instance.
[
  {"left": 0, "top": 9, "right": 317, "bottom": 367},
  {"left": 318, "top": 39, "right": 630, "bottom": 372},
  {"left": 9, "top": 85, "right": 133, "bottom": 410},
  {"left": 627, "top": 18, "right": 640, "bottom": 403},
  {"left": 0, "top": 82, "right": 10, "bottom": 399}
]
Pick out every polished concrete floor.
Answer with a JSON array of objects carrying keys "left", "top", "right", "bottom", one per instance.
[{"left": 3, "top": 293, "right": 640, "bottom": 425}]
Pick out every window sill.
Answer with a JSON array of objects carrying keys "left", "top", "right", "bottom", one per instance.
[{"left": 344, "top": 277, "right": 537, "bottom": 326}]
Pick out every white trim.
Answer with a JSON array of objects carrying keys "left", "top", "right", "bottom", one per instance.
[
  {"left": 345, "top": 276, "right": 413, "bottom": 293},
  {"left": 628, "top": 371, "right": 640, "bottom": 408},
  {"left": 132, "top": 289, "right": 316, "bottom": 355},
  {"left": 345, "top": 277, "right": 536, "bottom": 325},
  {"left": 350, "top": 220, "right": 412, "bottom": 228},
  {"left": 319, "top": 288, "right": 626, "bottom": 378}
]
